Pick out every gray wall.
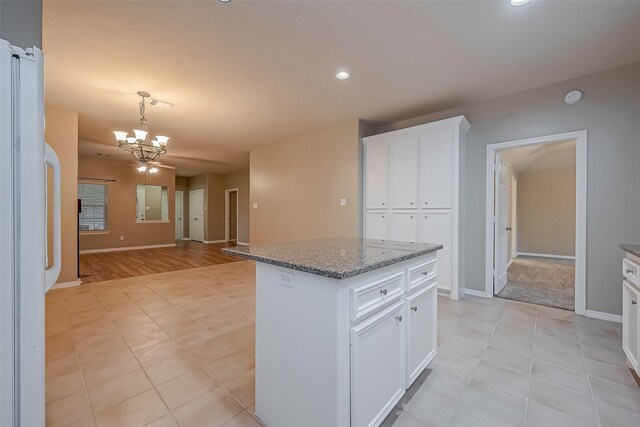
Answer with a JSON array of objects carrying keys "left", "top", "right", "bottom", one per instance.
[
  {"left": 0, "top": 0, "right": 42, "bottom": 48},
  {"left": 377, "top": 62, "right": 640, "bottom": 316}
]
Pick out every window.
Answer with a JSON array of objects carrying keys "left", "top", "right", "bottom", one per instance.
[{"left": 78, "top": 183, "right": 107, "bottom": 231}]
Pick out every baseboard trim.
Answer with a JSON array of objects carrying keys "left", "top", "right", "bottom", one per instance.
[
  {"left": 50, "top": 279, "right": 82, "bottom": 290},
  {"left": 79, "top": 243, "right": 176, "bottom": 254},
  {"left": 464, "top": 288, "right": 492, "bottom": 298},
  {"left": 237, "top": 242, "right": 249, "bottom": 246},
  {"left": 182, "top": 238, "right": 191, "bottom": 241},
  {"left": 516, "top": 252, "right": 576, "bottom": 260},
  {"left": 203, "top": 240, "right": 227, "bottom": 244},
  {"left": 585, "top": 309, "right": 622, "bottom": 324}
]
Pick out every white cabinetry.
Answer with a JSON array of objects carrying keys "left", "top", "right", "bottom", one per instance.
[
  {"left": 405, "top": 278, "right": 438, "bottom": 387},
  {"left": 622, "top": 253, "right": 640, "bottom": 375},
  {"left": 350, "top": 300, "right": 405, "bottom": 427},
  {"left": 364, "top": 116, "right": 469, "bottom": 299}
]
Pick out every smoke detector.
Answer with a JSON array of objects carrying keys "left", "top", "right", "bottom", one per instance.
[
  {"left": 564, "top": 90, "right": 582, "bottom": 105},
  {"left": 148, "top": 98, "right": 174, "bottom": 109}
]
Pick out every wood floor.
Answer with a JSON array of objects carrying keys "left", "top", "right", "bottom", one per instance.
[{"left": 80, "top": 241, "right": 241, "bottom": 283}]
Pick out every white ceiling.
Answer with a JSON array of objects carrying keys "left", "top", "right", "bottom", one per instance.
[
  {"left": 501, "top": 140, "right": 576, "bottom": 172},
  {"left": 43, "top": 0, "right": 640, "bottom": 176}
]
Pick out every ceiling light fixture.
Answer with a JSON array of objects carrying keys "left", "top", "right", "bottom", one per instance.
[
  {"left": 113, "top": 91, "right": 170, "bottom": 173},
  {"left": 218, "top": 0, "right": 231, "bottom": 3},
  {"left": 336, "top": 71, "right": 350, "bottom": 80},
  {"left": 510, "top": 0, "right": 531, "bottom": 6}
]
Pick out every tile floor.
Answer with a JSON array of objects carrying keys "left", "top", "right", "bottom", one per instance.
[
  {"left": 385, "top": 295, "right": 640, "bottom": 427},
  {"left": 46, "top": 261, "right": 640, "bottom": 427}
]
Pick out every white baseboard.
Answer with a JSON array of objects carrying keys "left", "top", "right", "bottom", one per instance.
[
  {"left": 181, "top": 238, "right": 191, "bottom": 241},
  {"left": 516, "top": 252, "right": 575, "bottom": 260},
  {"left": 203, "top": 240, "right": 226, "bottom": 244},
  {"left": 464, "top": 288, "right": 492, "bottom": 298},
  {"left": 50, "top": 278, "right": 82, "bottom": 290},
  {"left": 237, "top": 242, "right": 249, "bottom": 246},
  {"left": 585, "top": 309, "right": 622, "bottom": 324},
  {"left": 79, "top": 243, "right": 176, "bottom": 254}
]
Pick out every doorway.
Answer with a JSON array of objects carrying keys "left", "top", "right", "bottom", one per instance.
[
  {"left": 225, "top": 188, "right": 238, "bottom": 242},
  {"left": 190, "top": 189, "right": 204, "bottom": 242},
  {"left": 175, "top": 191, "right": 184, "bottom": 240},
  {"left": 485, "top": 131, "right": 587, "bottom": 315}
]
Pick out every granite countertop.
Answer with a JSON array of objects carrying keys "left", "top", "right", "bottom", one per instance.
[
  {"left": 620, "top": 244, "right": 640, "bottom": 258},
  {"left": 222, "top": 237, "right": 443, "bottom": 280}
]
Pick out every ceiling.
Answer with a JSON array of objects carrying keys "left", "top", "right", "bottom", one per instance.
[
  {"left": 43, "top": 1, "right": 640, "bottom": 176},
  {"left": 501, "top": 140, "right": 576, "bottom": 173}
]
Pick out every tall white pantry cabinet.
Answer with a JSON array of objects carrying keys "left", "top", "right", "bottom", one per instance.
[{"left": 363, "top": 116, "right": 470, "bottom": 300}]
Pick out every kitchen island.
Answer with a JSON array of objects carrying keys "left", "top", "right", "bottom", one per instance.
[{"left": 223, "top": 237, "right": 442, "bottom": 427}]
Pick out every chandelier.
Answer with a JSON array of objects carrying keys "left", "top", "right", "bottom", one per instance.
[{"left": 113, "top": 91, "right": 169, "bottom": 173}]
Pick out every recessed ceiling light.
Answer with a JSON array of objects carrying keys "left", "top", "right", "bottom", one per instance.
[
  {"left": 336, "top": 71, "right": 350, "bottom": 80},
  {"left": 510, "top": 0, "right": 531, "bottom": 6},
  {"left": 218, "top": 0, "right": 231, "bottom": 2}
]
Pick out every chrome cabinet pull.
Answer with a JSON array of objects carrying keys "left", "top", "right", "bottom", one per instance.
[
  {"left": 411, "top": 306, "right": 418, "bottom": 312},
  {"left": 422, "top": 271, "right": 429, "bottom": 276},
  {"left": 396, "top": 315, "right": 403, "bottom": 322},
  {"left": 626, "top": 269, "right": 633, "bottom": 274},
  {"left": 380, "top": 289, "right": 388, "bottom": 296},
  {"left": 632, "top": 300, "right": 637, "bottom": 305}
]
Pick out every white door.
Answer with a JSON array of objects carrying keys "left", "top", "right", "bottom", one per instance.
[
  {"left": 365, "top": 141, "right": 389, "bottom": 209},
  {"left": 389, "top": 211, "right": 418, "bottom": 242},
  {"left": 161, "top": 189, "right": 168, "bottom": 221},
  {"left": 511, "top": 176, "right": 517, "bottom": 260},
  {"left": 420, "top": 211, "right": 452, "bottom": 291},
  {"left": 351, "top": 300, "right": 405, "bottom": 427},
  {"left": 175, "top": 191, "right": 183, "bottom": 240},
  {"left": 365, "top": 212, "right": 388, "bottom": 240},
  {"left": 494, "top": 155, "right": 509, "bottom": 294},
  {"left": 190, "top": 190, "right": 204, "bottom": 242},
  {"left": 419, "top": 129, "right": 453, "bottom": 209},
  {"left": 622, "top": 281, "right": 639, "bottom": 373},
  {"left": 405, "top": 280, "right": 438, "bottom": 387},
  {"left": 136, "top": 186, "right": 146, "bottom": 221},
  {"left": 389, "top": 136, "right": 418, "bottom": 209}
]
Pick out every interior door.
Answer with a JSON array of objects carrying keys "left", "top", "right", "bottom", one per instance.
[
  {"left": 161, "top": 189, "right": 168, "bottom": 221},
  {"left": 494, "top": 154, "right": 509, "bottom": 294},
  {"left": 229, "top": 191, "right": 237, "bottom": 241},
  {"left": 136, "top": 186, "right": 145, "bottom": 220},
  {"left": 175, "top": 191, "right": 183, "bottom": 240},
  {"left": 190, "top": 190, "right": 204, "bottom": 242}
]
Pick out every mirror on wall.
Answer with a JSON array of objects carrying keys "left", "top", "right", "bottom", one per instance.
[{"left": 136, "top": 185, "right": 169, "bottom": 222}]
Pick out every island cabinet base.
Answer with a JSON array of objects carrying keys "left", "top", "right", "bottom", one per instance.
[{"left": 254, "top": 254, "right": 438, "bottom": 427}]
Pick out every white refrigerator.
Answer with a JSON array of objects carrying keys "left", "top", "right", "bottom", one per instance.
[{"left": 1, "top": 39, "right": 61, "bottom": 426}]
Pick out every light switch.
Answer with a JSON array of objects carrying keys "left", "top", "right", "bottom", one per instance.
[
  {"left": 278, "top": 270, "right": 295, "bottom": 288},
  {"left": 340, "top": 198, "right": 347, "bottom": 206},
  {"left": 253, "top": 203, "right": 259, "bottom": 209}
]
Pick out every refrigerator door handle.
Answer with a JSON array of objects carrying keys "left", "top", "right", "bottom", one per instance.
[{"left": 45, "top": 143, "right": 61, "bottom": 291}]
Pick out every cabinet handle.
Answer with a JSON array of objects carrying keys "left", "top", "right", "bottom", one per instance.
[
  {"left": 410, "top": 202, "right": 414, "bottom": 205},
  {"left": 411, "top": 306, "right": 418, "bottom": 312},
  {"left": 626, "top": 269, "right": 633, "bottom": 274},
  {"left": 396, "top": 315, "right": 403, "bottom": 322},
  {"left": 410, "top": 216, "right": 414, "bottom": 219},
  {"left": 380, "top": 289, "right": 388, "bottom": 296},
  {"left": 382, "top": 202, "right": 385, "bottom": 206},
  {"left": 633, "top": 300, "right": 637, "bottom": 305},
  {"left": 424, "top": 202, "right": 428, "bottom": 205},
  {"left": 421, "top": 271, "right": 429, "bottom": 276},
  {"left": 382, "top": 216, "right": 385, "bottom": 218}
]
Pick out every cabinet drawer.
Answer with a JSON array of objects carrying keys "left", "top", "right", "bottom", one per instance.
[
  {"left": 351, "top": 272, "right": 404, "bottom": 322},
  {"left": 623, "top": 258, "right": 639, "bottom": 287},
  {"left": 408, "top": 258, "right": 437, "bottom": 291}
]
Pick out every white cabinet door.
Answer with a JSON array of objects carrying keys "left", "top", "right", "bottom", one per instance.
[
  {"left": 365, "top": 212, "right": 388, "bottom": 240},
  {"left": 351, "top": 300, "right": 405, "bottom": 427},
  {"left": 405, "top": 280, "right": 438, "bottom": 387},
  {"left": 389, "top": 136, "right": 418, "bottom": 209},
  {"left": 622, "top": 281, "right": 640, "bottom": 373},
  {"left": 420, "top": 211, "right": 452, "bottom": 291},
  {"left": 365, "top": 142, "right": 389, "bottom": 209},
  {"left": 419, "top": 129, "right": 453, "bottom": 209},
  {"left": 389, "top": 211, "right": 418, "bottom": 243}
]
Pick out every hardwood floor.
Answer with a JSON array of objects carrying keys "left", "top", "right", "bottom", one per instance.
[{"left": 80, "top": 241, "right": 241, "bottom": 283}]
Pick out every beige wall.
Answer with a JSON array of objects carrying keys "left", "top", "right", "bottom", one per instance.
[
  {"left": 224, "top": 170, "right": 250, "bottom": 243},
  {"left": 78, "top": 157, "right": 175, "bottom": 251},
  {"left": 207, "top": 173, "right": 225, "bottom": 242},
  {"left": 175, "top": 176, "right": 190, "bottom": 238},
  {"left": 45, "top": 106, "right": 78, "bottom": 283},
  {"left": 249, "top": 120, "right": 365, "bottom": 244},
  {"left": 517, "top": 168, "right": 576, "bottom": 257}
]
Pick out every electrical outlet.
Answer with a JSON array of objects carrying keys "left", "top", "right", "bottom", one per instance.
[
  {"left": 278, "top": 270, "right": 295, "bottom": 288},
  {"left": 340, "top": 198, "right": 347, "bottom": 206},
  {"left": 253, "top": 203, "right": 259, "bottom": 209},
  {"left": 120, "top": 236, "right": 124, "bottom": 241}
]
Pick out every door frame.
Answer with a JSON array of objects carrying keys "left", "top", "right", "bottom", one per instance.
[
  {"left": 493, "top": 154, "right": 509, "bottom": 295},
  {"left": 484, "top": 130, "right": 587, "bottom": 315},
  {"left": 175, "top": 190, "right": 183, "bottom": 240},
  {"left": 189, "top": 189, "right": 204, "bottom": 242},
  {"left": 224, "top": 188, "right": 239, "bottom": 242}
]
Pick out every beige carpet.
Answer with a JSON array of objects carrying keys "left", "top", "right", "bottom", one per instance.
[{"left": 496, "top": 255, "right": 575, "bottom": 311}]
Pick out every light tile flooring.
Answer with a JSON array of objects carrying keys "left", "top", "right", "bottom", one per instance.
[
  {"left": 46, "top": 261, "right": 640, "bottom": 427},
  {"left": 386, "top": 295, "right": 640, "bottom": 427}
]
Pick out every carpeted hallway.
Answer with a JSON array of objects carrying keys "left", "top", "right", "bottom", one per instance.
[{"left": 496, "top": 255, "right": 575, "bottom": 311}]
